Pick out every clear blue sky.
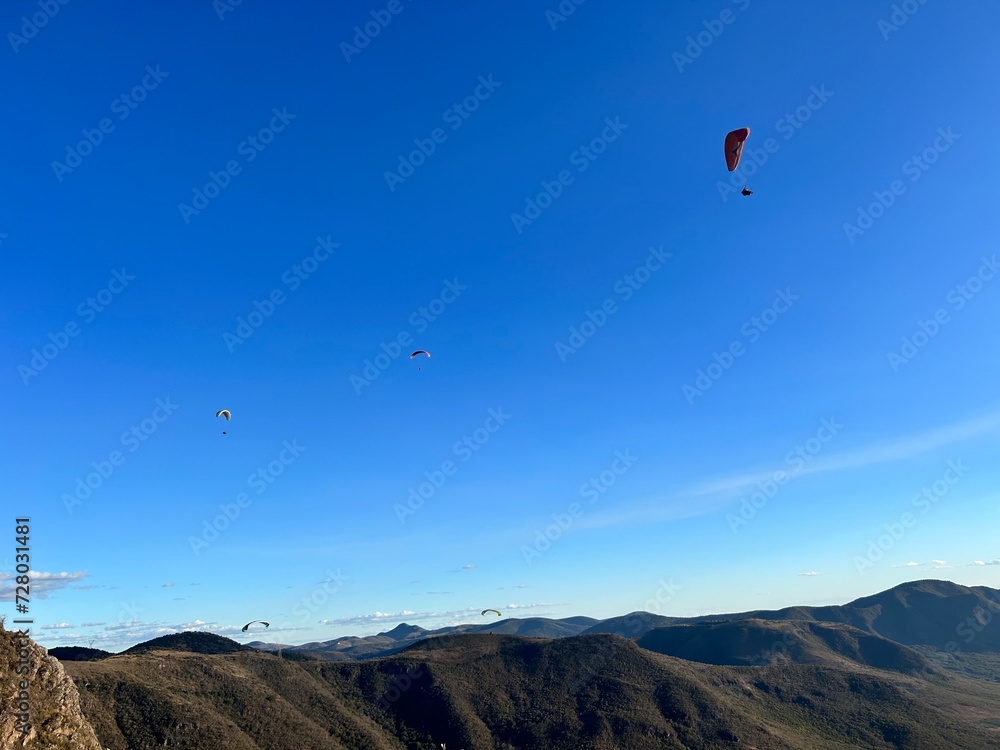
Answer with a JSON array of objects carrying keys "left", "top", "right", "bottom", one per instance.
[{"left": 3, "top": 1, "right": 999, "bottom": 651}]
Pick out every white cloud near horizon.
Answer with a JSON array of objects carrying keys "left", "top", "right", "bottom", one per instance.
[{"left": 316, "top": 602, "right": 554, "bottom": 629}]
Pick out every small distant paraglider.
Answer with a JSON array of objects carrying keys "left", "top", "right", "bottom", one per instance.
[
  {"left": 725, "top": 127, "right": 754, "bottom": 196},
  {"left": 241, "top": 620, "right": 269, "bottom": 632},
  {"left": 216, "top": 409, "right": 231, "bottom": 435},
  {"left": 481, "top": 609, "right": 502, "bottom": 617},
  {"left": 411, "top": 350, "right": 430, "bottom": 371}
]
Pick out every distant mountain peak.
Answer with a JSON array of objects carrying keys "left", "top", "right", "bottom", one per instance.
[
  {"left": 847, "top": 579, "right": 972, "bottom": 608},
  {"left": 379, "top": 623, "right": 428, "bottom": 640}
]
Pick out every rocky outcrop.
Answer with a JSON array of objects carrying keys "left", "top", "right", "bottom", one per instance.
[{"left": 1, "top": 620, "right": 102, "bottom": 749}]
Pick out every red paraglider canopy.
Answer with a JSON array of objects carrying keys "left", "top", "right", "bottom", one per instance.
[{"left": 724, "top": 127, "right": 750, "bottom": 171}]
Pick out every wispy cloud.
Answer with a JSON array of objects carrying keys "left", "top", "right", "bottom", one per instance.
[
  {"left": 799, "top": 571, "right": 819, "bottom": 576},
  {"left": 318, "top": 610, "right": 438, "bottom": 627},
  {"left": 690, "top": 411, "right": 1000, "bottom": 499},
  {"left": 0, "top": 571, "right": 88, "bottom": 600},
  {"left": 42, "top": 622, "right": 74, "bottom": 630},
  {"left": 505, "top": 602, "right": 551, "bottom": 610},
  {"left": 891, "top": 560, "right": 953, "bottom": 569},
  {"left": 565, "top": 411, "right": 1000, "bottom": 536},
  {"left": 315, "top": 602, "right": 554, "bottom": 629}
]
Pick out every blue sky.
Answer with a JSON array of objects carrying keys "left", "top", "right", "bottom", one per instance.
[{"left": 3, "top": 1, "right": 999, "bottom": 651}]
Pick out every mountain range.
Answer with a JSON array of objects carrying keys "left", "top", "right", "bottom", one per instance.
[{"left": 5, "top": 578, "right": 998, "bottom": 748}]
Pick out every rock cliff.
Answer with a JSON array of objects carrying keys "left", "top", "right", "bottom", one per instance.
[{"left": 1, "top": 620, "right": 102, "bottom": 749}]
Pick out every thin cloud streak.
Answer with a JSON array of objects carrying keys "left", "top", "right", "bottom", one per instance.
[
  {"left": 689, "top": 410, "right": 1000, "bottom": 499},
  {"left": 547, "top": 411, "right": 1000, "bottom": 537}
]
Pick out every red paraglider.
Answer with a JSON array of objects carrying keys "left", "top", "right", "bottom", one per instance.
[{"left": 724, "top": 127, "right": 750, "bottom": 172}]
